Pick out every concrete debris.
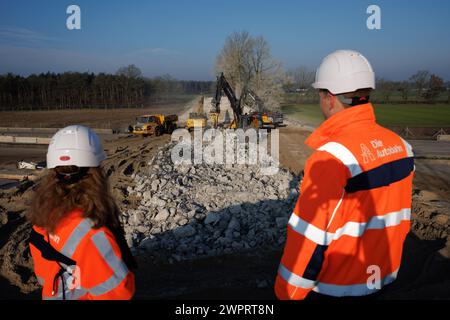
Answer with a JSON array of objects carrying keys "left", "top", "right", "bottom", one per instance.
[
  {"left": 122, "top": 135, "right": 301, "bottom": 261},
  {"left": 173, "top": 225, "right": 197, "bottom": 238}
]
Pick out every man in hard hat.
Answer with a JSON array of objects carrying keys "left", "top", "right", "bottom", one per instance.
[
  {"left": 275, "top": 50, "right": 414, "bottom": 299},
  {"left": 28, "top": 125, "right": 136, "bottom": 300}
]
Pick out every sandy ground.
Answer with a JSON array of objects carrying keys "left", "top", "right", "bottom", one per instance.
[
  {"left": 0, "top": 101, "right": 449, "bottom": 300},
  {"left": 0, "top": 102, "right": 194, "bottom": 132},
  {"left": 414, "top": 159, "right": 450, "bottom": 198},
  {"left": 278, "top": 126, "right": 312, "bottom": 175},
  {"left": 0, "top": 146, "right": 47, "bottom": 173}
]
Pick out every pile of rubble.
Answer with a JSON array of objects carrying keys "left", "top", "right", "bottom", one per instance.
[{"left": 122, "top": 137, "right": 300, "bottom": 262}]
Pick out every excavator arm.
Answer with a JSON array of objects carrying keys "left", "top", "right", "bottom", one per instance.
[
  {"left": 211, "top": 73, "right": 282, "bottom": 129},
  {"left": 211, "top": 73, "right": 243, "bottom": 128},
  {"left": 245, "top": 90, "right": 265, "bottom": 112}
]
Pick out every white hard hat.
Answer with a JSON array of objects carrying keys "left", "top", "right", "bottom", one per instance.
[
  {"left": 312, "top": 50, "right": 375, "bottom": 95},
  {"left": 47, "top": 125, "right": 106, "bottom": 169}
]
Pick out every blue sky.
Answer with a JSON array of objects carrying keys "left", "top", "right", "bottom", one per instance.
[{"left": 0, "top": 0, "right": 449, "bottom": 80}]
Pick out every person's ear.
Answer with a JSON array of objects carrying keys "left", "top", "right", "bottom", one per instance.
[
  {"left": 318, "top": 91, "right": 324, "bottom": 100},
  {"left": 328, "top": 92, "right": 336, "bottom": 110}
]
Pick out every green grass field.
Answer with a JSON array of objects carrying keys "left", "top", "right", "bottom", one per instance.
[{"left": 282, "top": 103, "right": 450, "bottom": 127}]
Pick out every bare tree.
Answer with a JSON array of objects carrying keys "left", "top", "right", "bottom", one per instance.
[
  {"left": 116, "top": 64, "right": 143, "bottom": 79},
  {"left": 287, "top": 66, "right": 315, "bottom": 90},
  {"left": 216, "top": 31, "right": 252, "bottom": 98},
  {"left": 377, "top": 78, "right": 397, "bottom": 103},
  {"left": 423, "top": 74, "right": 445, "bottom": 102},
  {"left": 397, "top": 81, "right": 411, "bottom": 102},
  {"left": 216, "top": 31, "right": 284, "bottom": 110},
  {"left": 409, "top": 70, "right": 430, "bottom": 98}
]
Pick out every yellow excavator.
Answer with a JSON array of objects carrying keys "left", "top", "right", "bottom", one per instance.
[
  {"left": 210, "top": 72, "right": 243, "bottom": 129},
  {"left": 245, "top": 91, "right": 278, "bottom": 129},
  {"left": 211, "top": 73, "right": 277, "bottom": 129}
]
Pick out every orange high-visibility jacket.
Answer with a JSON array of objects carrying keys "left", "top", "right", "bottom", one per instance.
[
  {"left": 29, "top": 209, "right": 135, "bottom": 300},
  {"left": 275, "top": 103, "right": 414, "bottom": 299}
]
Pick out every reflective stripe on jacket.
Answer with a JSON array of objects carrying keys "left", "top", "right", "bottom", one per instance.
[
  {"left": 275, "top": 103, "right": 414, "bottom": 299},
  {"left": 30, "top": 209, "right": 135, "bottom": 300}
]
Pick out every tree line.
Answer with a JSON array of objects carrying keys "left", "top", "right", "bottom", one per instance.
[
  {"left": 0, "top": 65, "right": 213, "bottom": 111},
  {"left": 2, "top": 51, "right": 449, "bottom": 112},
  {"left": 376, "top": 71, "right": 449, "bottom": 103},
  {"left": 284, "top": 68, "right": 450, "bottom": 104}
]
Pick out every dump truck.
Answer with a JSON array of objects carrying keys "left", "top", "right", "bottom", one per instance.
[{"left": 129, "top": 114, "right": 178, "bottom": 136}]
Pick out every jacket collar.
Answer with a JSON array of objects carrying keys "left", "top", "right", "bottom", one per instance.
[
  {"left": 305, "top": 103, "right": 376, "bottom": 149},
  {"left": 56, "top": 208, "right": 85, "bottom": 228}
]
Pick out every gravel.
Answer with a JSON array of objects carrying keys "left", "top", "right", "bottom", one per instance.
[{"left": 122, "top": 134, "right": 301, "bottom": 262}]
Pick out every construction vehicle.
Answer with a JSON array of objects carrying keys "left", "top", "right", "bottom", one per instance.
[
  {"left": 129, "top": 114, "right": 178, "bottom": 136},
  {"left": 245, "top": 91, "right": 276, "bottom": 129},
  {"left": 212, "top": 72, "right": 280, "bottom": 129},
  {"left": 245, "top": 90, "right": 284, "bottom": 127},
  {"left": 248, "top": 112, "right": 276, "bottom": 129},
  {"left": 187, "top": 96, "right": 207, "bottom": 130},
  {"left": 210, "top": 112, "right": 220, "bottom": 129},
  {"left": 186, "top": 112, "right": 207, "bottom": 131},
  {"left": 248, "top": 95, "right": 283, "bottom": 126},
  {"left": 211, "top": 73, "right": 245, "bottom": 129},
  {"left": 271, "top": 111, "right": 284, "bottom": 126}
]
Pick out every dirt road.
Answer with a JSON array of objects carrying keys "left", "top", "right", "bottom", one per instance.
[
  {"left": 411, "top": 140, "right": 450, "bottom": 159},
  {"left": 0, "top": 146, "right": 47, "bottom": 173},
  {"left": 278, "top": 126, "right": 312, "bottom": 175},
  {"left": 0, "top": 103, "right": 193, "bottom": 131},
  {"left": 0, "top": 100, "right": 192, "bottom": 177}
]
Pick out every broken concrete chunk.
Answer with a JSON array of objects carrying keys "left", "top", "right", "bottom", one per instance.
[{"left": 154, "top": 209, "right": 170, "bottom": 221}]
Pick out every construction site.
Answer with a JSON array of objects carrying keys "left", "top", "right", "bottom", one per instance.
[{"left": 0, "top": 89, "right": 449, "bottom": 299}]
